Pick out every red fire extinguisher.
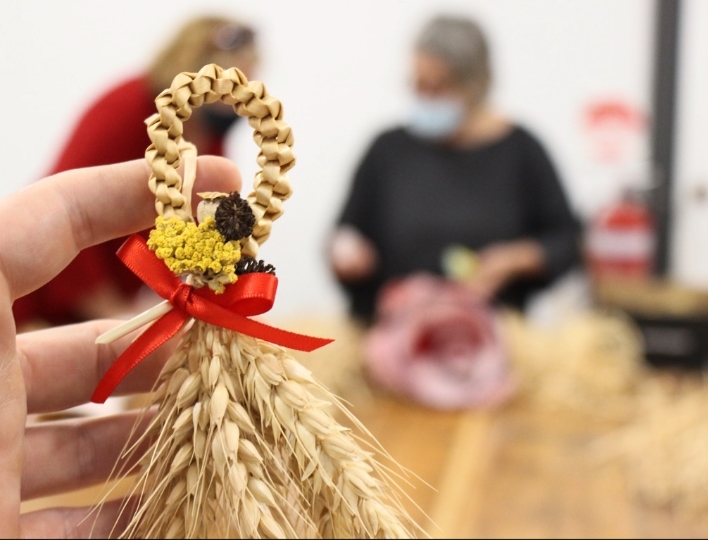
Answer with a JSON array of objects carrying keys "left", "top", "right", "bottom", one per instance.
[{"left": 585, "top": 188, "right": 655, "bottom": 281}]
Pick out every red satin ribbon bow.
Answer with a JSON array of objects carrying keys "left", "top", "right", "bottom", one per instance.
[{"left": 91, "top": 235, "right": 333, "bottom": 403}]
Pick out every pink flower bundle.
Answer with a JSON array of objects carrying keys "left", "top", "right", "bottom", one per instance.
[{"left": 364, "top": 273, "right": 516, "bottom": 410}]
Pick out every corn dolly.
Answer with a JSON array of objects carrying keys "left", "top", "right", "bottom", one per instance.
[{"left": 91, "top": 64, "right": 421, "bottom": 539}]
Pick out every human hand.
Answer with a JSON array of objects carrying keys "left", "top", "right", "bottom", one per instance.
[
  {"left": 0, "top": 156, "right": 241, "bottom": 537},
  {"left": 465, "top": 240, "right": 545, "bottom": 300},
  {"left": 329, "top": 226, "right": 379, "bottom": 282}
]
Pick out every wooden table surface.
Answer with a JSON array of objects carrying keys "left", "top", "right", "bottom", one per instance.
[{"left": 340, "top": 388, "right": 708, "bottom": 539}]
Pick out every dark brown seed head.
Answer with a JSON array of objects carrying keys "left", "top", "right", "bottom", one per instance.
[
  {"left": 236, "top": 256, "right": 276, "bottom": 276},
  {"left": 215, "top": 192, "right": 255, "bottom": 241}
]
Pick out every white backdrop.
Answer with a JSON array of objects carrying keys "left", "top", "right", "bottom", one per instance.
[
  {"left": 670, "top": 0, "right": 708, "bottom": 288},
  {"left": 0, "top": 0, "right": 654, "bottom": 319}
]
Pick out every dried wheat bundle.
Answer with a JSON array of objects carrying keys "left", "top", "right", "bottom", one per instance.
[
  {"left": 501, "top": 309, "right": 645, "bottom": 421},
  {"left": 91, "top": 64, "right": 421, "bottom": 538},
  {"left": 590, "top": 373, "right": 708, "bottom": 516},
  {"left": 504, "top": 305, "right": 708, "bottom": 516}
]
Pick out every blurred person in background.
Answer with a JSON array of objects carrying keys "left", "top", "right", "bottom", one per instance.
[
  {"left": 329, "top": 14, "right": 581, "bottom": 324},
  {"left": 13, "top": 14, "right": 259, "bottom": 330},
  {"left": 328, "top": 14, "right": 582, "bottom": 409}
]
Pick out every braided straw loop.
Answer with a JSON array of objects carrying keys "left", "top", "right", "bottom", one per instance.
[{"left": 145, "top": 64, "right": 295, "bottom": 258}]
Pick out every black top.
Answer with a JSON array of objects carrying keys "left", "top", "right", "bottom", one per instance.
[{"left": 336, "top": 125, "right": 582, "bottom": 321}]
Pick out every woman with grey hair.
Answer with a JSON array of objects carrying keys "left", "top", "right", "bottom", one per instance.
[{"left": 329, "top": 14, "right": 581, "bottom": 322}]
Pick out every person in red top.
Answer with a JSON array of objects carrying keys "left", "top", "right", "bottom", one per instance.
[{"left": 13, "top": 15, "right": 260, "bottom": 329}]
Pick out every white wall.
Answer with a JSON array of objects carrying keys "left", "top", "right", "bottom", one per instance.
[
  {"left": 670, "top": 0, "right": 708, "bottom": 289},
  {"left": 0, "top": 0, "right": 654, "bottom": 318}
]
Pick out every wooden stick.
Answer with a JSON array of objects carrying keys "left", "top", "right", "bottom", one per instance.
[{"left": 95, "top": 300, "right": 173, "bottom": 344}]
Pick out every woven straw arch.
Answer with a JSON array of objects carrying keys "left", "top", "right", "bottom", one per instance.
[{"left": 145, "top": 63, "right": 295, "bottom": 258}]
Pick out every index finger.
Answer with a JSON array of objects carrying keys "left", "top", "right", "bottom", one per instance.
[{"left": 0, "top": 156, "right": 242, "bottom": 301}]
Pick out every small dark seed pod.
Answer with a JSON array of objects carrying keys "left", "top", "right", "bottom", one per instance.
[
  {"left": 215, "top": 192, "right": 255, "bottom": 242},
  {"left": 236, "top": 256, "right": 276, "bottom": 276}
]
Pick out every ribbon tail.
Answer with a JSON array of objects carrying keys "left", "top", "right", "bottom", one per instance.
[
  {"left": 197, "top": 306, "right": 334, "bottom": 352},
  {"left": 91, "top": 308, "right": 189, "bottom": 403}
]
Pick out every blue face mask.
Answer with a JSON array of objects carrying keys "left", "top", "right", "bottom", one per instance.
[{"left": 407, "top": 97, "right": 466, "bottom": 140}]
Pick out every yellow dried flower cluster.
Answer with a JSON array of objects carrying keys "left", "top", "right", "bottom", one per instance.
[{"left": 147, "top": 216, "right": 240, "bottom": 286}]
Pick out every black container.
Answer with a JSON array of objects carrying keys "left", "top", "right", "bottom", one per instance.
[{"left": 628, "top": 312, "right": 708, "bottom": 370}]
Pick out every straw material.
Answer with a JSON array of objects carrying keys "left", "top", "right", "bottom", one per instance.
[
  {"left": 502, "top": 309, "right": 708, "bottom": 517},
  {"left": 501, "top": 309, "right": 645, "bottom": 421},
  {"left": 590, "top": 373, "right": 708, "bottom": 517},
  {"left": 98, "top": 64, "right": 420, "bottom": 538}
]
